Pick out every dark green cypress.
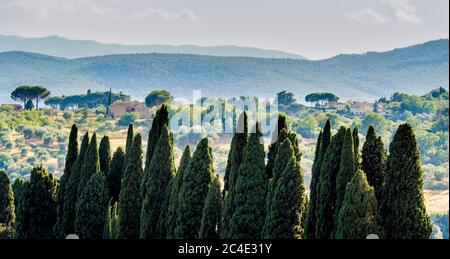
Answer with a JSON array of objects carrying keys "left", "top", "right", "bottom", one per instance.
[
  {"left": 335, "top": 170, "right": 382, "bottom": 239},
  {"left": 28, "top": 166, "right": 58, "bottom": 239},
  {"left": 305, "top": 120, "right": 331, "bottom": 239},
  {"left": 229, "top": 124, "right": 267, "bottom": 239},
  {"left": 266, "top": 115, "right": 288, "bottom": 179},
  {"left": 61, "top": 132, "right": 89, "bottom": 236},
  {"left": 118, "top": 134, "right": 143, "bottom": 239},
  {"left": 361, "top": 126, "right": 387, "bottom": 201},
  {"left": 175, "top": 138, "right": 213, "bottom": 239},
  {"left": 13, "top": 178, "right": 29, "bottom": 239},
  {"left": 155, "top": 179, "right": 173, "bottom": 239},
  {"left": 381, "top": 124, "right": 432, "bottom": 239},
  {"left": 104, "top": 201, "right": 120, "bottom": 239},
  {"left": 267, "top": 135, "right": 293, "bottom": 206},
  {"left": 316, "top": 127, "right": 346, "bottom": 239},
  {"left": 199, "top": 175, "right": 222, "bottom": 239},
  {"left": 54, "top": 124, "right": 78, "bottom": 238},
  {"left": 142, "top": 105, "right": 169, "bottom": 199},
  {"left": 0, "top": 170, "right": 15, "bottom": 239},
  {"left": 124, "top": 124, "right": 134, "bottom": 168},
  {"left": 107, "top": 148, "right": 125, "bottom": 203},
  {"left": 78, "top": 133, "right": 99, "bottom": 195},
  {"left": 353, "top": 127, "right": 361, "bottom": 169},
  {"left": 263, "top": 156, "right": 306, "bottom": 239},
  {"left": 140, "top": 126, "right": 175, "bottom": 239},
  {"left": 99, "top": 135, "right": 111, "bottom": 174},
  {"left": 166, "top": 145, "right": 191, "bottom": 239},
  {"left": 74, "top": 173, "right": 109, "bottom": 239}
]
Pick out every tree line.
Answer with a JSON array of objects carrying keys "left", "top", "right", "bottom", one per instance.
[{"left": 0, "top": 105, "right": 432, "bottom": 239}]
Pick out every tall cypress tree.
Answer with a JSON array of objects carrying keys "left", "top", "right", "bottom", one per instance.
[
  {"left": 263, "top": 156, "right": 306, "bottom": 239},
  {"left": 381, "top": 124, "right": 432, "bottom": 239},
  {"left": 140, "top": 126, "right": 175, "bottom": 239},
  {"left": 99, "top": 135, "right": 111, "bottom": 174},
  {"left": 54, "top": 124, "right": 78, "bottom": 238},
  {"left": 78, "top": 133, "right": 99, "bottom": 195},
  {"left": 13, "top": 178, "right": 29, "bottom": 239},
  {"left": 124, "top": 124, "right": 134, "bottom": 169},
  {"left": 62, "top": 132, "right": 89, "bottom": 236},
  {"left": 175, "top": 138, "right": 213, "bottom": 239},
  {"left": 335, "top": 170, "right": 382, "bottom": 239},
  {"left": 335, "top": 128, "right": 356, "bottom": 220},
  {"left": 361, "top": 126, "right": 387, "bottom": 201},
  {"left": 199, "top": 175, "right": 222, "bottom": 239},
  {"left": 107, "top": 147, "right": 125, "bottom": 203},
  {"left": 316, "top": 127, "right": 345, "bottom": 239},
  {"left": 352, "top": 127, "right": 361, "bottom": 169},
  {"left": 118, "top": 134, "right": 143, "bottom": 239},
  {"left": 221, "top": 112, "right": 248, "bottom": 238},
  {"left": 155, "top": 179, "right": 173, "bottom": 239},
  {"left": 142, "top": 105, "right": 169, "bottom": 199},
  {"left": 28, "top": 166, "right": 58, "bottom": 239},
  {"left": 266, "top": 115, "right": 287, "bottom": 179},
  {"left": 166, "top": 145, "right": 191, "bottom": 239},
  {"left": 104, "top": 201, "right": 120, "bottom": 239},
  {"left": 74, "top": 172, "right": 109, "bottom": 239},
  {"left": 229, "top": 124, "right": 267, "bottom": 239},
  {"left": 0, "top": 170, "right": 15, "bottom": 239},
  {"left": 305, "top": 120, "right": 331, "bottom": 239}
]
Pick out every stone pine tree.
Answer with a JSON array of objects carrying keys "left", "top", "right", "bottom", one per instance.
[
  {"left": 107, "top": 147, "right": 125, "bottom": 203},
  {"left": 62, "top": 132, "right": 89, "bottom": 236},
  {"left": 305, "top": 120, "right": 331, "bottom": 239},
  {"left": 266, "top": 115, "right": 288, "bottom": 179},
  {"left": 361, "top": 126, "right": 387, "bottom": 201},
  {"left": 78, "top": 133, "right": 99, "bottom": 195},
  {"left": 142, "top": 105, "right": 169, "bottom": 199},
  {"left": 140, "top": 126, "right": 175, "bottom": 239},
  {"left": 28, "top": 166, "right": 58, "bottom": 239},
  {"left": 263, "top": 156, "right": 306, "bottom": 239},
  {"left": 13, "top": 178, "right": 29, "bottom": 239},
  {"left": 316, "top": 127, "right": 346, "bottom": 239},
  {"left": 381, "top": 124, "right": 432, "bottom": 239},
  {"left": 74, "top": 173, "right": 109, "bottom": 239},
  {"left": 118, "top": 134, "right": 143, "bottom": 239},
  {"left": 54, "top": 124, "right": 78, "bottom": 238},
  {"left": 166, "top": 145, "right": 191, "bottom": 239},
  {"left": 175, "top": 138, "right": 213, "bottom": 239},
  {"left": 199, "top": 175, "right": 222, "bottom": 239},
  {"left": 228, "top": 123, "right": 267, "bottom": 239},
  {"left": 124, "top": 124, "right": 134, "bottom": 169},
  {"left": 99, "top": 135, "right": 111, "bottom": 174},
  {"left": 335, "top": 170, "right": 382, "bottom": 239},
  {"left": 0, "top": 170, "right": 15, "bottom": 239},
  {"left": 221, "top": 112, "right": 247, "bottom": 238},
  {"left": 352, "top": 128, "right": 361, "bottom": 169},
  {"left": 335, "top": 128, "right": 356, "bottom": 220}
]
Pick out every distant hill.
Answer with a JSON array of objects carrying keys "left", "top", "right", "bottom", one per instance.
[
  {"left": 0, "top": 35, "right": 307, "bottom": 60},
  {"left": 0, "top": 39, "right": 448, "bottom": 104}
]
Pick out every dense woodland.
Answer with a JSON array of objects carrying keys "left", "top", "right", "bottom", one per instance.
[{"left": 0, "top": 103, "right": 436, "bottom": 239}]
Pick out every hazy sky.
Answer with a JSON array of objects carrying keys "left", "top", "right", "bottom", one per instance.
[{"left": 0, "top": 0, "right": 448, "bottom": 59}]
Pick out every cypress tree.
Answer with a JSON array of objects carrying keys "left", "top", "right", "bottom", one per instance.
[
  {"left": 221, "top": 112, "right": 248, "bottom": 238},
  {"left": 74, "top": 173, "right": 109, "bottom": 239},
  {"left": 13, "top": 178, "right": 29, "bottom": 239},
  {"left": 335, "top": 170, "right": 382, "bottom": 239},
  {"left": 99, "top": 135, "right": 111, "bottom": 174},
  {"left": 28, "top": 166, "right": 58, "bottom": 239},
  {"left": 61, "top": 132, "right": 89, "bottom": 236},
  {"left": 305, "top": 120, "right": 331, "bottom": 239},
  {"left": 104, "top": 201, "right": 120, "bottom": 239},
  {"left": 0, "top": 170, "right": 15, "bottom": 239},
  {"left": 54, "top": 124, "right": 78, "bottom": 238},
  {"left": 166, "top": 145, "right": 191, "bottom": 239},
  {"left": 175, "top": 138, "right": 213, "bottom": 239},
  {"left": 266, "top": 115, "right": 287, "bottom": 179},
  {"left": 155, "top": 180, "right": 173, "bottom": 239},
  {"left": 335, "top": 128, "right": 356, "bottom": 219},
  {"left": 107, "top": 147, "right": 125, "bottom": 203},
  {"left": 361, "top": 126, "right": 387, "bottom": 201},
  {"left": 381, "top": 124, "right": 432, "bottom": 239},
  {"left": 140, "top": 126, "right": 176, "bottom": 239},
  {"left": 199, "top": 175, "right": 222, "bottom": 239},
  {"left": 316, "top": 127, "right": 346, "bottom": 239},
  {"left": 263, "top": 156, "right": 306, "bottom": 239},
  {"left": 124, "top": 124, "right": 134, "bottom": 165},
  {"left": 118, "top": 134, "right": 143, "bottom": 239},
  {"left": 352, "top": 127, "right": 361, "bottom": 169},
  {"left": 78, "top": 133, "right": 99, "bottom": 195},
  {"left": 229, "top": 124, "right": 267, "bottom": 239},
  {"left": 142, "top": 105, "right": 169, "bottom": 199}
]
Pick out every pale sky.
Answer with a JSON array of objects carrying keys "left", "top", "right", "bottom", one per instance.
[{"left": 0, "top": 0, "right": 448, "bottom": 60}]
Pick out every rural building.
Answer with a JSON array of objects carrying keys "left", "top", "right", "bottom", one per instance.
[
  {"left": 350, "top": 102, "right": 373, "bottom": 115},
  {"left": 107, "top": 101, "right": 150, "bottom": 120},
  {"left": 1, "top": 104, "right": 23, "bottom": 111}
]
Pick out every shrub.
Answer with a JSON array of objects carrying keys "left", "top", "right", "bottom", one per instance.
[
  {"left": 117, "top": 112, "right": 139, "bottom": 127},
  {"left": 23, "top": 127, "right": 34, "bottom": 139},
  {"left": 43, "top": 134, "right": 54, "bottom": 146}
]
